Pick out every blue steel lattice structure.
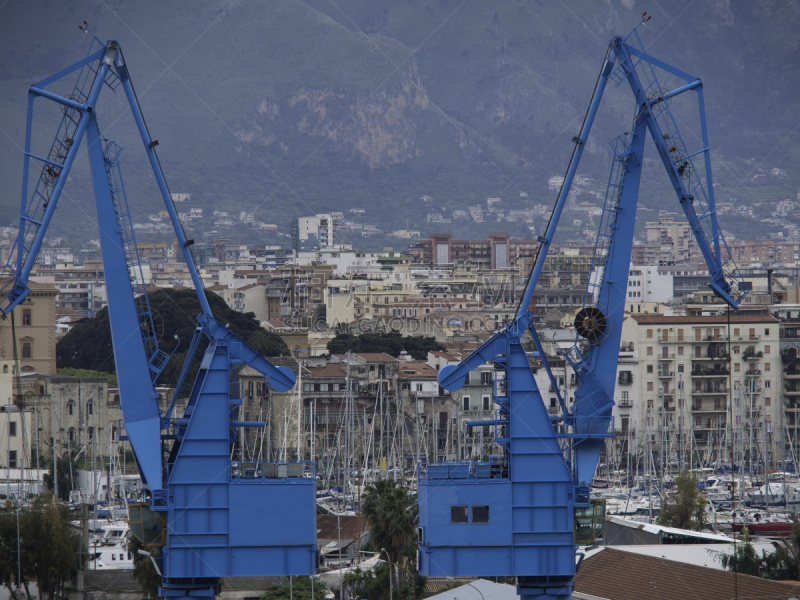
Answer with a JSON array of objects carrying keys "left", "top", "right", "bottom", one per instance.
[
  {"left": 417, "top": 19, "right": 747, "bottom": 600},
  {"left": 0, "top": 36, "right": 316, "bottom": 600}
]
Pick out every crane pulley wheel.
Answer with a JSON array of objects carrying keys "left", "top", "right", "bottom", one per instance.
[{"left": 574, "top": 306, "right": 608, "bottom": 341}]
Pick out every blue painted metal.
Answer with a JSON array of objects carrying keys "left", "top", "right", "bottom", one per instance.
[
  {"left": 418, "top": 24, "right": 746, "bottom": 600},
  {"left": 1, "top": 39, "right": 313, "bottom": 600}
]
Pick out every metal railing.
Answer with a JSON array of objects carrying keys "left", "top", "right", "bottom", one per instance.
[
  {"left": 231, "top": 460, "right": 315, "bottom": 480},
  {"left": 418, "top": 460, "right": 508, "bottom": 481}
]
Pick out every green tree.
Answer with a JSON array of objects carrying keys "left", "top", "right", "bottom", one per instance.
[
  {"left": 721, "top": 517, "right": 800, "bottom": 580},
  {"left": 248, "top": 329, "right": 289, "bottom": 357},
  {"left": 43, "top": 456, "right": 72, "bottom": 502},
  {"left": 57, "top": 289, "right": 288, "bottom": 373},
  {"left": 657, "top": 472, "right": 707, "bottom": 531},
  {"left": 343, "top": 563, "right": 392, "bottom": 600},
  {"left": 259, "top": 576, "right": 327, "bottom": 600},
  {"left": 361, "top": 479, "right": 424, "bottom": 596},
  {"left": 129, "top": 535, "right": 161, "bottom": 600},
  {"left": 0, "top": 495, "right": 84, "bottom": 600},
  {"left": 326, "top": 332, "right": 444, "bottom": 360}
]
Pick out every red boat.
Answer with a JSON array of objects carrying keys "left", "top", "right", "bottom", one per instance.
[{"left": 733, "top": 521, "right": 794, "bottom": 537}]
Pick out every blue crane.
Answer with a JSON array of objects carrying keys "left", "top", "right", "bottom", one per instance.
[
  {"left": 417, "top": 18, "right": 747, "bottom": 600},
  {"left": 1, "top": 35, "right": 316, "bottom": 599}
]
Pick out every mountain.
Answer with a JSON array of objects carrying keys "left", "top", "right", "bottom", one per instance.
[{"left": 1, "top": 0, "right": 798, "bottom": 249}]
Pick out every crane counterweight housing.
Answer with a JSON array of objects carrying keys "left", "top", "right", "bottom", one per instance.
[
  {"left": 1, "top": 39, "right": 315, "bottom": 600},
  {"left": 417, "top": 23, "right": 745, "bottom": 600}
]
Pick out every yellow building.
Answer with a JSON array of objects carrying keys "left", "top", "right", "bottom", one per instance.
[{"left": 0, "top": 278, "right": 57, "bottom": 374}]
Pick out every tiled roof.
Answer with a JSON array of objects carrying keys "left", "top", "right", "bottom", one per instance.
[
  {"left": 334, "top": 352, "right": 398, "bottom": 363},
  {"left": 308, "top": 363, "right": 347, "bottom": 378},
  {"left": 398, "top": 362, "right": 438, "bottom": 377},
  {"left": 630, "top": 314, "right": 778, "bottom": 324},
  {"left": 429, "top": 351, "right": 461, "bottom": 360},
  {"left": 317, "top": 514, "right": 369, "bottom": 542},
  {"left": 574, "top": 547, "right": 800, "bottom": 600}
]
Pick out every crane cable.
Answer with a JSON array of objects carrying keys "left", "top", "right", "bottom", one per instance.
[{"left": 515, "top": 45, "right": 613, "bottom": 320}]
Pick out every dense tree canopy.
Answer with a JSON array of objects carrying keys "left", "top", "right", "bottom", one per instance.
[
  {"left": 657, "top": 472, "right": 707, "bottom": 531},
  {"left": 0, "top": 495, "right": 84, "bottom": 600},
  {"left": 326, "top": 332, "right": 444, "bottom": 360},
  {"left": 57, "top": 289, "right": 288, "bottom": 380}
]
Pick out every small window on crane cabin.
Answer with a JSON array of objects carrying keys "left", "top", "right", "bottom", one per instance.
[
  {"left": 451, "top": 506, "right": 468, "bottom": 524},
  {"left": 472, "top": 506, "right": 489, "bottom": 524}
]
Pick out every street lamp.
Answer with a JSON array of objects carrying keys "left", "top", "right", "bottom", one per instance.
[{"left": 380, "top": 548, "right": 392, "bottom": 600}]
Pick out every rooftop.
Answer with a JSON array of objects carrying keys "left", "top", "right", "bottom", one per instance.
[
  {"left": 631, "top": 314, "right": 778, "bottom": 325},
  {"left": 575, "top": 547, "right": 800, "bottom": 600}
]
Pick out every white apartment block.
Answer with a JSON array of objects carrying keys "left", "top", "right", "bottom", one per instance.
[{"left": 622, "top": 314, "right": 781, "bottom": 466}]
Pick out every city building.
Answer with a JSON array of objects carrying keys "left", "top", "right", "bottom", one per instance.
[
  {"left": 644, "top": 215, "right": 693, "bottom": 264},
  {"left": 622, "top": 314, "right": 781, "bottom": 463},
  {"left": 0, "top": 278, "right": 58, "bottom": 374},
  {"left": 291, "top": 213, "right": 340, "bottom": 252}
]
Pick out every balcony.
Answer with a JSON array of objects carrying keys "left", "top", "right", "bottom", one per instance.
[
  {"left": 659, "top": 353, "right": 676, "bottom": 361},
  {"left": 692, "top": 404, "right": 727, "bottom": 412},
  {"left": 617, "top": 374, "right": 634, "bottom": 386},
  {"left": 658, "top": 371, "right": 674, "bottom": 378},
  {"left": 691, "top": 367, "right": 730, "bottom": 377},
  {"left": 744, "top": 369, "right": 762, "bottom": 377},
  {"left": 691, "top": 387, "right": 728, "bottom": 395}
]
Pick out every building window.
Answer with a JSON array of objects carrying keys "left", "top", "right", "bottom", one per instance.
[
  {"left": 677, "top": 364, "right": 684, "bottom": 373},
  {"left": 247, "top": 381, "right": 254, "bottom": 396},
  {"left": 735, "top": 363, "right": 740, "bottom": 372},
  {"left": 68, "top": 427, "right": 76, "bottom": 443},
  {"left": 462, "top": 396, "right": 470, "bottom": 411},
  {"left": 765, "top": 380, "right": 771, "bottom": 388},
  {"left": 9, "top": 421, "right": 16, "bottom": 437},
  {"left": 765, "top": 397, "right": 771, "bottom": 406},
  {"left": 647, "top": 347, "right": 653, "bottom": 356},
  {"left": 765, "top": 328, "right": 770, "bottom": 336},
  {"left": 647, "top": 382, "right": 654, "bottom": 392},
  {"left": 480, "top": 372, "right": 492, "bottom": 385},
  {"left": 416, "top": 384, "right": 423, "bottom": 392},
  {"left": 765, "top": 362, "right": 770, "bottom": 371},
  {"left": 451, "top": 506, "right": 468, "bottom": 524},
  {"left": 8, "top": 451, "right": 17, "bottom": 469},
  {"left": 678, "top": 346, "right": 684, "bottom": 355},
  {"left": 22, "top": 309, "right": 31, "bottom": 326},
  {"left": 68, "top": 401, "right": 75, "bottom": 416},
  {"left": 765, "top": 345, "right": 770, "bottom": 354},
  {"left": 482, "top": 396, "right": 490, "bottom": 411},
  {"left": 647, "top": 329, "right": 653, "bottom": 339},
  {"left": 472, "top": 506, "right": 489, "bottom": 524},
  {"left": 22, "top": 342, "right": 31, "bottom": 359},
  {"left": 647, "top": 365, "right": 653, "bottom": 373},
  {"left": 88, "top": 427, "right": 94, "bottom": 440},
  {"left": 87, "top": 400, "right": 93, "bottom": 415}
]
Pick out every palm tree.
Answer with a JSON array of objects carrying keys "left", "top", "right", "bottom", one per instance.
[
  {"left": 248, "top": 329, "right": 283, "bottom": 357},
  {"left": 361, "top": 479, "right": 417, "bottom": 591}
]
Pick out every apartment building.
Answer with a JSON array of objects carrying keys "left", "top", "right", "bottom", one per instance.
[
  {"left": 33, "top": 261, "right": 107, "bottom": 315},
  {"left": 644, "top": 216, "right": 693, "bottom": 264},
  {"left": 0, "top": 278, "right": 57, "bottom": 374},
  {"left": 622, "top": 314, "right": 781, "bottom": 464}
]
